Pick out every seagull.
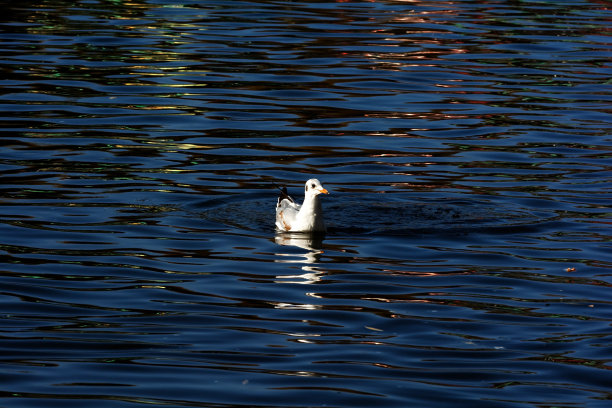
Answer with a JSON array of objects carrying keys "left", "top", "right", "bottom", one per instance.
[{"left": 275, "top": 179, "right": 329, "bottom": 233}]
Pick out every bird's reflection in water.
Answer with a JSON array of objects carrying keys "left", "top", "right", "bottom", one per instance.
[{"left": 274, "top": 232, "right": 326, "bottom": 284}]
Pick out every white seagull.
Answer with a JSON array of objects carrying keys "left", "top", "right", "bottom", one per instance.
[{"left": 275, "top": 179, "right": 329, "bottom": 233}]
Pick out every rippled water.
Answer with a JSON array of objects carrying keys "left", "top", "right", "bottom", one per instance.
[{"left": 1, "top": 0, "right": 611, "bottom": 407}]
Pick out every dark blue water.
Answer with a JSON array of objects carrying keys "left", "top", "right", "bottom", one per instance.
[{"left": 1, "top": 0, "right": 611, "bottom": 407}]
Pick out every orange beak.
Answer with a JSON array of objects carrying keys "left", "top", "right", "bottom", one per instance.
[{"left": 319, "top": 188, "right": 329, "bottom": 194}]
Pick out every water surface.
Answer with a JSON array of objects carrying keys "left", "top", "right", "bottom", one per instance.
[{"left": 1, "top": 1, "right": 611, "bottom": 407}]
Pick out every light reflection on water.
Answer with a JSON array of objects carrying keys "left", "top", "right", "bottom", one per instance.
[{"left": 1, "top": 0, "right": 611, "bottom": 407}]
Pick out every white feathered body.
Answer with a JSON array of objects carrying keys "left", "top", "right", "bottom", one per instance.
[{"left": 275, "top": 179, "right": 328, "bottom": 233}]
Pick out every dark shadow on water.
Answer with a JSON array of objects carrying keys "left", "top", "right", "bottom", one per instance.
[{"left": 197, "top": 193, "right": 552, "bottom": 238}]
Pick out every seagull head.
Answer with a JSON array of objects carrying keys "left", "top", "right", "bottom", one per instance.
[{"left": 305, "top": 178, "right": 329, "bottom": 197}]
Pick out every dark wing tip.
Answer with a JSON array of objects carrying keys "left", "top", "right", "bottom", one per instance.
[{"left": 275, "top": 184, "right": 294, "bottom": 207}]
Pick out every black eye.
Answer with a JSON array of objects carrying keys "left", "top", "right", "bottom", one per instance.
[{"left": 311, "top": 183, "right": 316, "bottom": 189}]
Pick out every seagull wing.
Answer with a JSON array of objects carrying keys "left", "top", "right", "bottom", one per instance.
[
  {"left": 276, "top": 198, "right": 301, "bottom": 231},
  {"left": 275, "top": 186, "right": 301, "bottom": 231}
]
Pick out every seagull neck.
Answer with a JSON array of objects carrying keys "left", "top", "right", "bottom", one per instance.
[{"left": 301, "top": 194, "right": 321, "bottom": 212}]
